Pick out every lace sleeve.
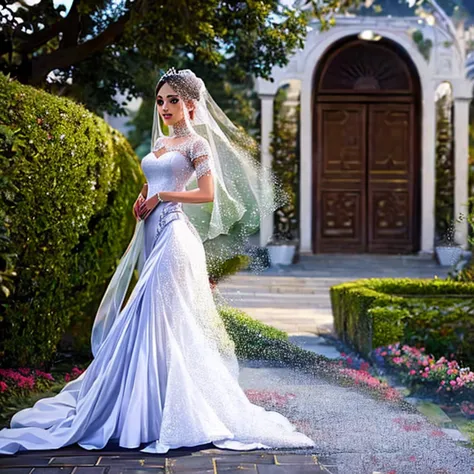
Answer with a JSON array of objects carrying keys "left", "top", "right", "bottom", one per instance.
[
  {"left": 153, "top": 137, "right": 165, "bottom": 152},
  {"left": 190, "top": 138, "right": 212, "bottom": 180}
]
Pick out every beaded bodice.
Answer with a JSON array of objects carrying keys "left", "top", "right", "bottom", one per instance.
[{"left": 141, "top": 126, "right": 212, "bottom": 196}]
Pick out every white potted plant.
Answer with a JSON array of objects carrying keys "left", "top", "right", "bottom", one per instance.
[
  {"left": 435, "top": 235, "right": 463, "bottom": 267},
  {"left": 266, "top": 233, "right": 298, "bottom": 266}
]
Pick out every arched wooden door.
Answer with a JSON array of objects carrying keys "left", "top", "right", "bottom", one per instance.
[{"left": 313, "top": 38, "right": 421, "bottom": 254}]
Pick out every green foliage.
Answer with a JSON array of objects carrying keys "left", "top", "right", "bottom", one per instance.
[
  {"left": 402, "top": 300, "right": 474, "bottom": 366},
  {"left": 207, "top": 255, "right": 251, "bottom": 286},
  {"left": 269, "top": 86, "right": 300, "bottom": 243},
  {"left": 435, "top": 90, "right": 455, "bottom": 243},
  {"left": 331, "top": 278, "right": 474, "bottom": 360},
  {"left": 412, "top": 29, "right": 434, "bottom": 62},
  {"left": 219, "top": 306, "right": 288, "bottom": 360},
  {"left": 0, "top": 74, "right": 143, "bottom": 368},
  {"left": 219, "top": 305, "right": 331, "bottom": 370},
  {"left": 0, "top": 0, "right": 311, "bottom": 116}
]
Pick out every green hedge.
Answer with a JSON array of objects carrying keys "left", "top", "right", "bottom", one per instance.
[
  {"left": 219, "top": 305, "right": 288, "bottom": 360},
  {"left": 331, "top": 278, "right": 474, "bottom": 360},
  {"left": 0, "top": 74, "right": 143, "bottom": 368}
]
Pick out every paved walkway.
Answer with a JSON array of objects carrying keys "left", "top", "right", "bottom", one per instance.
[
  {"left": 218, "top": 254, "right": 449, "bottom": 335},
  {"left": 3, "top": 362, "right": 472, "bottom": 474},
  {"left": 0, "top": 447, "right": 337, "bottom": 473},
  {"left": 1, "top": 255, "right": 465, "bottom": 473}
]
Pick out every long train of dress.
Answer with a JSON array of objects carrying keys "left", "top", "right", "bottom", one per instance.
[{"left": 0, "top": 150, "right": 315, "bottom": 455}]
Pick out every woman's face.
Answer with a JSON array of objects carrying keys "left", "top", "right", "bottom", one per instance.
[{"left": 156, "top": 82, "right": 186, "bottom": 127}]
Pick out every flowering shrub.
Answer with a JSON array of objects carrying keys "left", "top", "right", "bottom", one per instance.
[
  {"left": 372, "top": 343, "right": 474, "bottom": 401},
  {"left": 0, "top": 368, "right": 55, "bottom": 400},
  {"left": 460, "top": 401, "right": 474, "bottom": 419},
  {"left": 338, "top": 367, "right": 402, "bottom": 401},
  {"left": 335, "top": 352, "right": 402, "bottom": 402},
  {"left": 0, "top": 366, "right": 85, "bottom": 401},
  {"left": 63, "top": 366, "right": 85, "bottom": 382}
]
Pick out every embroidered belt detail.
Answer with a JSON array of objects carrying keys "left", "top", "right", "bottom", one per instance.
[{"left": 152, "top": 207, "right": 187, "bottom": 248}]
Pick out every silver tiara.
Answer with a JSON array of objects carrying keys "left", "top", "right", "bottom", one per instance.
[{"left": 159, "top": 67, "right": 193, "bottom": 82}]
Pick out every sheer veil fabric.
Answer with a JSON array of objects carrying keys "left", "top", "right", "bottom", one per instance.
[{"left": 0, "top": 68, "right": 314, "bottom": 456}]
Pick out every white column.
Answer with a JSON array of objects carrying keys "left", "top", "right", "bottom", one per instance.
[
  {"left": 420, "top": 88, "right": 437, "bottom": 254},
  {"left": 453, "top": 96, "right": 470, "bottom": 248},
  {"left": 299, "top": 84, "right": 313, "bottom": 253},
  {"left": 259, "top": 94, "right": 275, "bottom": 247}
]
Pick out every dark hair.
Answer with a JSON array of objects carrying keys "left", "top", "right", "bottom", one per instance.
[{"left": 155, "top": 73, "right": 202, "bottom": 101}]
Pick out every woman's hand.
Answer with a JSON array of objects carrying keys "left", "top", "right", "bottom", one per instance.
[
  {"left": 133, "top": 193, "right": 146, "bottom": 220},
  {"left": 138, "top": 193, "right": 161, "bottom": 220}
]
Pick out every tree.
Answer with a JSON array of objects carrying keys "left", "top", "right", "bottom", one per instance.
[{"left": 0, "top": 0, "right": 365, "bottom": 115}]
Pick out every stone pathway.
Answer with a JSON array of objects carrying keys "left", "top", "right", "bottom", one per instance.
[
  {"left": 238, "top": 363, "right": 474, "bottom": 474},
  {"left": 218, "top": 254, "right": 450, "bottom": 335},
  {"left": 2, "top": 362, "right": 473, "bottom": 474},
  {"left": 0, "top": 447, "right": 337, "bottom": 473},
  {"left": 1, "top": 255, "right": 465, "bottom": 473}
]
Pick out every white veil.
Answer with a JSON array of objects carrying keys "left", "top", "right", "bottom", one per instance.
[
  {"left": 90, "top": 67, "right": 286, "bottom": 358},
  {"left": 151, "top": 68, "right": 287, "bottom": 264}
]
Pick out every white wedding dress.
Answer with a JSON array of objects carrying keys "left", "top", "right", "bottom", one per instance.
[{"left": 0, "top": 130, "right": 315, "bottom": 455}]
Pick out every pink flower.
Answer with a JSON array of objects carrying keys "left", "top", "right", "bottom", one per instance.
[
  {"left": 0, "top": 381, "right": 8, "bottom": 392},
  {"left": 34, "top": 370, "right": 54, "bottom": 381},
  {"left": 449, "top": 380, "right": 456, "bottom": 386},
  {"left": 71, "top": 367, "right": 84, "bottom": 376},
  {"left": 17, "top": 376, "right": 35, "bottom": 390},
  {"left": 64, "top": 374, "right": 71, "bottom": 382},
  {"left": 409, "top": 370, "right": 416, "bottom": 375}
]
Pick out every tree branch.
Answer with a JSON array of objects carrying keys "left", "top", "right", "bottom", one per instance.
[
  {"left": 30, "top": 11, "right": 130, "bottom": 84},
  {"left": 14, "top": 0, "right": 81, "bottom": 55}
]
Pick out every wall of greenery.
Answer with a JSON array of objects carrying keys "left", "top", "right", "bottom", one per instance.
[
  {"left": 0, "top": 74, "right": 143, "bottom": 368},
  {"left": 269, "top": 85, "right": 300, "bottom": 243}
]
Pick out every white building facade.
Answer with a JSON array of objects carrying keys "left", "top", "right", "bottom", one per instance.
[{"left": 257, "top": 10, "right": 472, "bottom": 255}]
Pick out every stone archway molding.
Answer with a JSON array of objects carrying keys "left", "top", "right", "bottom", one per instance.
[{"left": 299, "top": 27, "right": 435, "bottom": 254}]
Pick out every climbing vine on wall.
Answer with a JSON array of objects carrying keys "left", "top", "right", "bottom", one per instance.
[{"left": 269, "top": 86, "right": 300, "bottom": 243}]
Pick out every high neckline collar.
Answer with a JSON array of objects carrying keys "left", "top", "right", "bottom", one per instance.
[{"left": 169, "top": 117, "right": 193, "bottom": 137}]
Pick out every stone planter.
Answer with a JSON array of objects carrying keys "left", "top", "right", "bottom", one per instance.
[
  {"left": 435, "top": 245, "right": 463, "bottom": 267},
  {"left": 267, "top": 244, "right": 296, "bottom": 266}
]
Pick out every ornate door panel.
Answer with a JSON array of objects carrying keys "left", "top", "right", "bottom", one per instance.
[
  {"left": 315, "top": 103, "right": 367, "bottom": 252},
  {"left": 312, "top": 37, "right": 420, "bottom": 254},
  {"left": 367, "top": 103, "right": 416, "bottom": 252},
  {"left": 314, "top": 102, "right": 418, "bottom": 253}
]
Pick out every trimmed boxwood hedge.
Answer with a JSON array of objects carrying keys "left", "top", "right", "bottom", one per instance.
[
  {"left": 0, "top": 74, "right": 143, "bottom": 368},
  {"left": 331, "top": 278, "right": 474, "bottom": 361}
]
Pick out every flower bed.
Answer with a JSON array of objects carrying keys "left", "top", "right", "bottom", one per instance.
[
  {"left": 0, "top": 366, "right": 86, "bottom": 428},
  {"left": 372, "top": 343, "right": 474, "bottom": 406},
  {"left": 0, "top": 366, "right": 85, "bottom": 399}
]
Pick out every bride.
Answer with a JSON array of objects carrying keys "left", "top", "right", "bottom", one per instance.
[{"left": 0, "top": 68, "right": 315, "bottom": 455}]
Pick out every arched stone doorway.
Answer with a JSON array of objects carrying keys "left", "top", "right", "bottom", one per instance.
[{"left": 313, "top": 37, "right": 421, "bottom": 253}]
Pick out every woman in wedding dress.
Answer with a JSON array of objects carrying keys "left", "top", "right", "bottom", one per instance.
[{"left": 0, "top": 68, "right": 315, "bottom": 455}]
